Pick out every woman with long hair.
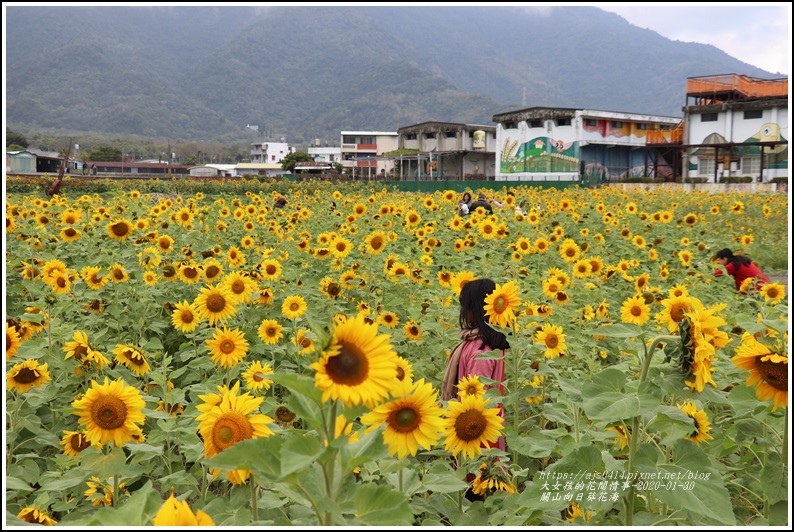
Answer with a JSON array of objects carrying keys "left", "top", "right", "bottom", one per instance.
[{"left": 713, "top": 248, "right": 769, "bottom": 292}]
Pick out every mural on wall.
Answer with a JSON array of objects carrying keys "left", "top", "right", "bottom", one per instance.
[
  {"left": 500, "top": 136, "right": 580, "bottom": 173},
  {"left": 738, "top": 123, "right": 788, "bottom": 169}
]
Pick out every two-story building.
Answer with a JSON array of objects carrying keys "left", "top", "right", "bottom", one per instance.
[
  {"left": 250, "top": 140, "right": 293, "bottom": 164},
  {"left": 339, "top": 131, "right": 398, "bottom": 179},
  {"left": 679, "top": 74, "right": 788, "bottom": 182},
  {"left": 492, "top": 107, "right": 681, "bottom": 183},
  {"left": 395, "top": 121, "right": 497, "bottom": 180}
]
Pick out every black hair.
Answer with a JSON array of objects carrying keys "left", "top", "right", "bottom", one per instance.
[
  {"left": 462, "top": 192, "right": 471, "bottom": 201},
  {"left": 715, "top": 248, "right": 752, "bottom": 267},
  {"left": 458, "top": 278, "right": 510, "bottom": 350}
]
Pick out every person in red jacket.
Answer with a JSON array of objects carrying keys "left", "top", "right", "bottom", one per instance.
[{"left": 713, "top": 248, "right": 770, "bottom": 293}]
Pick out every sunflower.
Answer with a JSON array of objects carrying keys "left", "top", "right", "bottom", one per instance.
[
  {"left": 541, "top": 277, "right": 563, "bottom": 299},
  {"left": 60, "top": 430, "right": 95, "bottom": 458},
  {"left": 63, "top": 330, "right": 110, "bottom": 368},
  {"left": 6, "top": 359, "right": 51, "bottom": 393},
  {"left": 48, "top": 270, "right": 72, "bottom": 294},
  {"left": 360, "top": 378, "right": 445, "bottom": 458},
  {"left": 152, "top": 494, "right": 215, "bottom": 526},
  {"left": 634, "top": 272, "right": 651, "bottom": 293},
  {"left": 572, "top": 259, "right": 592, "bottom": 278},
  {"left": 260, "top": 259, "right": 282, "bottom": 280},
  {"left": 377, "top": 311, "right": 400, "bottom": 329},
  {"left": 226, "top": 245, "right": 246, "bottom": 267},
  {"left": 72, "top": 377, "right": 146, "bottom": 446},
  {"left": 201, "top": 257, "right": 224, "bottom": 282},
  {"left": 156, "top": 234, "right": 174, "bottom": 253},
  {"left": 394, "top": 355, "right": 414, "bottom": 384},
  {"left": 194, "top": 284, "right": 237, "bottom": 326},
  {"left": 620, "top": 295, "right": 651, "bottom": 326},
  {"left": 80, "top": 266, "right": 110, "bottom": 290},
  {"left": 483, "top": 280, "right": 522, "bottom": 329},
  {"left": 566, "top": 502, "right": 593, "bottom": 523},
  {"left": 292, "top": 328, "right": 316, "bottom": 355},
  {"left": 6, "top": 322, "right": 22, "bottom": 359},
  {"left": 17, "top": 507, "right": 57, "bottom": 526},
  {"left": 175, "top": 262, "right": 200, "bottom": 284},
  {"left": 206, "top": 327, "right": 249, "bottom": 368},
  {"left": 171, "top": 300, "right": 202, "bottom": 333},
  {"left": 676, "top": 401, "right": 714, "bottom": 445},
  {"left": 606, "top": 425, "right": 630, "bottom": 450},
  {"left": 257, "top": 319, "right": 283, "bottom": 344},
  {"left": 731, "top": 332, "right": 788, "bottom": 411},
  {"left": 195, "top": 381, "right": 274, "bottom": 483},
  {"left": 450, "top": 270, "right": 477, "bottom": 296},
  {"left": 106, "top": 219, "right": 133, "bottom": 240},
  {"left": 279, "top": 295, "right": 306, "bottom": 320},
  {"left": 558, "top": 238, "right": 581, "bottom": 263},
  {"left": 84, "top": 475, "right": 127, "bottom": 507},
  {"left": 678, "top": 249, "right": 693, "bottom": 267},
  {"left": 443, "top": 394, "right": 504, "bottom": 459},
  {"left": 404, "top": 320, "right": 422, "bottom": 341},
  {"left": 61, "top": 225, "right": 82, "bottom": 242},
  {"left": 242, "top": 360, "right": 274, "bottom": 393},
  {"left": 458, "top": 374, "right": 486, "bottom": 399},
  {"left": 110, "top": 263, "right": 129, "bottom": 283},
  {"left": 655, "top": 295, "right": 693, "bottom": 333},
  {"left": 310, "top": 313, "right": 398, "bottom": 407},
  {"left": 222, "top": 271, "right": 257, "bottom": 303},
  {"left": 760, "top": 282, "right": 786, "bottom": 304},
  {"left": 471, "top": 458, "right": 518, "bottom": 496},
  {"left": 365, "top": 231, "right": 388, "bottom": 254},
  {"left": 533, "top": 323, "right": 568, "bottom": 359},
  {"left": 112, "top": 344, "right": 151, "bottom": 376}
]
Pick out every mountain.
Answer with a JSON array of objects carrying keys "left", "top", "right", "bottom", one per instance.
[{"left": 4, "top": 5, "right": 782, "bottom": 144}]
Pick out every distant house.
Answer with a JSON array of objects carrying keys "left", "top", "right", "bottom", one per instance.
[
  {"left": 88, "top": 161, "right": 190, "bottom": 175},
  {"left": 250, "top": 141, "right": 293, "bottom": 164},
  {"left": 27, "top": 148, "right": 64, "bottom": 173},
  {"left": 234, "top": 162, "right": 286, "bottom": 177},
  {"left": 339, "top": 131, "right": 398, "bottom": 178},
  {"left": 294, "top": 161, "right": 334, "bottom": 175},
  {"left": 188, "top": 166, "right": 221, "bottom": 177},
  {"left": 6, "top": 150, "right": 37, "bottom": 173}
]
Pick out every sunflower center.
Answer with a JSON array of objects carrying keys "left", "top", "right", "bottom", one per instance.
[
  {"left": 65, "top": 228, "right": 77, "bottom": 237},
  {"left": 454, "top": 409, "right": 487, "bottom": 442},
  {"left": 631, "top": 306, "right": 642, "bottom": 317},
  {"left": 493, "top": 295, "right": 507, "bottom": 313},
  {"left": 765, "top": 287, "right": 780, "bottom": 299},
  {"left": 211, "top": 411, "right": 254, "bottom": 451},
  {"left": 266, "top": 265, "right": 277, "bottom": 275},
  {"left": 90, "top": 395, "right": 128, "bottom": 430},
  {"left": 73, "top": 345, "right": 88, "bottom": 360},
  {"left": 546, "top": 335, "right": 559, "bottom": 348},
  {"left": 111, "top": 222, "right": 129, "bottom": 236},
  {"left": 71, "top": 433, "right": 91, "bottom": 453},
  {"left": 231, "top": 280, "right": 245, "bottom": 294},
  {"left": 756, "top": 356, "right": 788, "bottom": 391},
  {"left": 389, "top": 406, "right": 419, "bottom": 433},
  {"left": 14, "top": 367, "right": 41, "bottom": 384},
  {"left": 184, "top": 268, "right": 198, "bottom": 279},
  {"left": 57, "top": 277, "right": 68, "bottom": 288},
  {"left": 113, "top": 269, "right": 125, "bottom": 280},
  {"left": 206, "top": 294, "right": 227, "bottom": 313},
  {"left": 220, "top": 340, "right": 236, "bottom": 354},
  {"left": 465, "top": 385, "right": 477, "bottom": 395},
  {"left": 290, "top": 303, "right": 299, "bottom": 311},
  {"left": 326, "top": 343, "right": 368, "bottom": 385},
  {"left": 266, "top": 327, "right": 277, "bottom": 337}
]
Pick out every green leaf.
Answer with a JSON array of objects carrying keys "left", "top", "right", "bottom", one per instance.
[
  {"left": 590, "top": 323, "right": 644, "bottom": 338},
  {"left": 768, "top": 500, "right": 788, "bottom": 526},
  {"left": 545, "top": 445, "right": 604, "bottom": 477},
  {"left": 646, "top": 406, "right": 696, "bottom": 446},
  {"left": 279, "top": 433, "right": 324, "bottom": 479},
  {"left": 71, "top": 481, "right": 163, "bottom": 526},
  {"left": 36, "top": 468, "right": 89, "bottom": 492},
  {"left": 414, "top": 472, "right": 470, "bottom": 494},
  {"left": 79, "top": 446, "right": 129, "bottom": 480},
  {"left": 540, "top": 403, "right": 574, "bottom": 425},
  {"left": 352, "top": 484, "right": 412, "bottom": 525},
  {"left": 582, "top": 370, "right": 661, "bottom": 423},
  {"left": 5, "top": 476, "right": 33, "bottom": 493},
  {"left": 760, "top": 452, "right": 786, "bottom": 504}
]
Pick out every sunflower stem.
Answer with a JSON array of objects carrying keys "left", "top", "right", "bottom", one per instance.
[
  {"left": 250, "top": 473, "right": 259, "bottom": 523},
  {"left": 112, "top": 473, "right": 119, "bottom": 509}
]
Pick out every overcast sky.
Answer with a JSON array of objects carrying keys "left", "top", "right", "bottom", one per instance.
[{"left": 596, "top": 2, "right": 791, "bottom": 76}]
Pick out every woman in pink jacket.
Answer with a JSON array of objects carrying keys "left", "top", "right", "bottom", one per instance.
[{"left": 713, "top": 248, "right": 769, "bottom": 293}]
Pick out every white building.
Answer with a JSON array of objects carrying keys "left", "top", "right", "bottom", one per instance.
[
  {"left": 250, "top": 141, "right": 293, "bottom": 164},
  {"left": 308, "top": 146, "right": 341, "bottom": 164},
  {"left": 339, "top": 131, "right": 398, "bottom": 178}
]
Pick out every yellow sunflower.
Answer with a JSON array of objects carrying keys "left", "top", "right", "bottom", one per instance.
[
  {"left": 620, "top": 295, "right": 651, "bottom": 326},
  {"left": 377, "top": 311, "right": 400, "bottom": 329},
  {"left": 112, "top": 344, "right": 151, "bottom": 376},
  {"left": 676, "top": 401, "right": 714, "bottom": 445},
  {"left": 17, "top": 507, "right": 57, "bottom": 526},
  {"left": 558, "top": 238, "right": 581, "bottom": 262},
  {"left": 394, "top": 355, "right": 414, "bottom": 384},
  {"left": 110, "top": 263, "right": 129, "bottom": 283},
  {"left": 292, "top": 328, "right": 317, "bottom": 355},
  {"left": 483, "top": 280, "right": 522, "bottom": 329},
  {"left": 80, "top": 266, "right": 110, "bottom": 290},
  {"left": 458, "top": 374, "right": 486, "bottom": 399},
  {"left": 360, "top": 378, "right": 445, "bottom": 458},
  {"left": 106, "top": 219, "right": 133, "bottom": 240},
  {"left": 533, "top": 323, "right": 568, "bottom": 359},
  {"left": 6, "top": 359, "right": 51, "bottom": 393},
  {"left": 257, "top": 318, "right": 284, "bottom": 344},
  {"left": 6, "top": 322, "right": 22, "bottom": 360},
  {"left": 63, "top": 330, "right": 110, "bottom": 368},
  {"left": 206, "top": 327, "right": 249, "bottom": 368},
  {"left": 655, "top": 295, "right": 693, "bottom": 333},
  {"left": 84, "top": 475, "right": 128, "bottom": 507},
  {"left": 282, "top": 295, "right": 308, "bottom": 320},
  {"left": 404, "top": 320, "right": 422, "bottom": 341},
  {"left": 310, "top": 313, "right": 398, "bottom": 407},
  {"left": 143, "top": 271, "right": 158, "bottom": 286},
  {"left": 72, "top": 377, "right": 146, "bottom": 446},
  {"left": 606, "top": 424, "right": 630, "bottom": 450},
  {"left": 60, "top": 430, "right": 96, "bottom": 458},
  {"left": 260, "top": 259, "right": 282, "bottom": 280},
  {"left": 760, "top": 282, "right": 786, "bottom": 304},
  {"left": 471, "top": 458, "right": 518, "bottom": 496},
  {"left": 443, "top": 394, "right": 504, "bottom": 459},
  {"left": 152, "top": 494, "right": 215, "bottom": 526},
  {"left": 242, "top": 360, "right": 274, "bottom": 393},
  {"left": 177, "top": 262, "right": 202, "bottom": 284},
  {"left": 731, "top": 332, "right": 788, "bottom": 411},
  {"left": 450, "top": 270, "right": 477, "bottom": 296},
  {"left": 222, "top": 271, "right": 257, "bottom": 303},
  {"left": 61, "top": 225, "right": 82, "bottom": 242},
  {"left": 194, "top": 284, "right": 237, "bottom": 326},
  {"left": 365, "top": 231, "right": 388, "bottom": 254},
  {"left": 171, "top": 300, "right": 202, "bottom": 333}
]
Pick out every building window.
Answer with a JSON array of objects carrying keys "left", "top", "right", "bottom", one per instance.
[
  {"left": 406, "top": 134, "right": 417, "bottom": 140},
  {"left": 529, "top": 120, "right": 543, "bottom": 128},
  {"left": 361, "top": 136, "right": 374, "bottom": 144},
  {"left": 503, "top": 121, "right": 517, "bottom": 129},
  {"left": 584, "top": 118, "right": 597, "bottom": 127},
  {"left": 636, "top": 123, "right": 648, "bottom": 130},
  {"left": 741, "top": 156, "right": 761, "bottom": 174},
  {"left": 492, "top": 132, "right": 497, "bottom": 139},
  {"left": 445, "top": 131, "right": 456, "bottom": 138},
  {"left": 701, "top": 113, "right": 718, "bottom": 122},
  {"left": 743, "top": 110, "right": 763, "bottom": 120},
  {"left": 425, "top": 133, "right": 436, "bottom": 139},
  {"left": 611, "top": 121, "right": 624, "bottom": 128},
  {"left": 698, "top": 158, "right": 715, "bottom": 176},
  {"left": 556, "top": 118, "right": 571, "bottom": 126},
  {"left": 660, "top": 124, "right": 672, "bottom": 130}
]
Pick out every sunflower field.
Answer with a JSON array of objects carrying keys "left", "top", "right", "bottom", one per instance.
[{"left": 5, "top": 181, "right": 789, "bottom": 526}]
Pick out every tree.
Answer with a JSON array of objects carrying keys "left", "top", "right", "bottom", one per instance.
[
  {"left": 280, "top": 151, "right": 313, "bottom": 173},
  {"left": 87, "top": 146, "right": 122, "bottom": 162},
  {"left": 6, "top": 130, "right": 28, "bottom": 148},
  {"left": 7, "top": 144, "right": 26, "bottom": 152}
]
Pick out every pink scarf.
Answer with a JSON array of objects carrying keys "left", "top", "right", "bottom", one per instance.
[{"left": 441, "top": 328, "right": 481, "bottom": 401}]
